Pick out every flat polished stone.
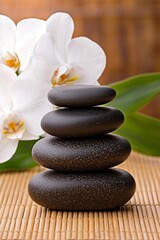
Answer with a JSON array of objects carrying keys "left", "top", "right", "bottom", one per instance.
[
  {"left": 48, "top": 85, "right": 116, "bottom": 107},
  {"left": 41, "top": 107, "right": 124, "bottom": 138},
  {"left": 28, "top": 169, "right": 136, "bottom": 211},
  {"left": 32, "top": 134, "right": 131, "bottom": 171}
]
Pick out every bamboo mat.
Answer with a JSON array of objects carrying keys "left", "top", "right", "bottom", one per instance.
[{"left": 0, "top": 152, "right": 160, "bottom": 240}]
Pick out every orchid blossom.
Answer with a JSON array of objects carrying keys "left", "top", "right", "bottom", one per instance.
[
  {"left": 31, "top": 12, "right": 106, "bottom": 87},
  {"left": 0, "top": 64, "right": 51, "bottom": 163},
  {"left": 0, "top": 15, "right": 45, "bottom": 74}
]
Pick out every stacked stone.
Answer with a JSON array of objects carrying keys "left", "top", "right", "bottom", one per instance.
[{"left": 28, "top": 85, "right": 136, "bottom": 211}]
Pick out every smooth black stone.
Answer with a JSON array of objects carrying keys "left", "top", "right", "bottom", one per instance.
[
  {"left": 48, "top": 85, "right": 116, "bottom": 107},
  {"left": 32, "top": 134, "right": 131, "bottom": 171},
  {"left": 41, "top": 107, "right": 124, "bottom": 138},
  {"left": 28, "top": 169, "right": 136, "bottom": 210}
]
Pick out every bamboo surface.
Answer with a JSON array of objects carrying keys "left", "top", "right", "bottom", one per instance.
[{"left": 0, "top": 152, "right": 160, "bottom": 240}]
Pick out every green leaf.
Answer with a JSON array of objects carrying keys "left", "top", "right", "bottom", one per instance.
[
  {"left": 108, "top": 73, "right": 160, "bottom": 113},
  {"left": 106, "top": 73, "right": 160, "bottom": 156},
  {"left": 0, "top": 140, "right": 38, "bottom": 172},
  {"left": 115, "top": 113, "right": 160, "bottom": 156}
]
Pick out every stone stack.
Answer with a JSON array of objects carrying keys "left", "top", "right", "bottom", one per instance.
[{"left": 28, "top": 85, "right": 136, "bottom": 210}]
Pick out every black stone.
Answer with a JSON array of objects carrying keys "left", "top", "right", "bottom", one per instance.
[
  {"left": 41, "top": 107, "right": 124, "bottom": 138},
  {"left": 48, "top": 85, "right": 116, "bottom": 107},
  {"left": 32, "top": 134, "right": 131, "bottom": 171},
  {"left": 28, "top": 169, "right": 136, "bottom": 211}
]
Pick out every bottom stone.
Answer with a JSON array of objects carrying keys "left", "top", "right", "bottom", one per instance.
[{"left": 28, "top": 169, "right": 136, "bottom": 211}]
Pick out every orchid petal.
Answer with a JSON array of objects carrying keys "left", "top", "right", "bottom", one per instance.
[
  {"left": 18, "top": 64, "right": 36, "bottom": 82},
  {"left": 21, "top": 130, "right": 39, "bottom": 140},
  {"left": 0, "top": 15, "right": 16, "bottom": 53},
  {"left": 11, "top": 78, "right": 52, "bottom": 136},
  {"left": 33, "top": 33, "right": 58, "bottom": 62},
  {"left": 0, "top": 64, "right": 17, "bottom": 85},
  {"left": 11, "top": 78, "right": 50, "bottom": 112},
  {"left": 31, "top": 58, "right": 55, "bottom": 84},
  {"left": 16, "top": 18, "right": 46, "bottom": 71},
  {"left": 0, "top": 112, "right": 5, "bottom": 135},
  {"left": 0, "top": 64, "right": 17, "bottom": 112},
  {"left": 68, "top": 37, "right": 106, "bottom": 84},
  {"left": 21, "top": 98, "right": 52, "bottom": 136},
  {"left": 56, "top": 65, "right": 68, "bottom": 80},
  {"left": 47, "top": 12, "right": 74, "bottom": 62},
  {"left": 32, "top": 33, "right": 60, "bottom": 83},
  {"left": 0, "top": 138, "right": 18, "bottom": 163}
]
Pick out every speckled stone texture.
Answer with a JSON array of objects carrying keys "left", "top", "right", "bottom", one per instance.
[
  {"left": 41, "top": 107, "right": 124, "bottom": 138},
  {"left": 32, "top": 134, "right": 131, "bottom": 171},
  {"left": 29, "top": 85, "right": 136, "bottom": 211},
  {"left": 28, "top": 169, "right": 136, "bottom": 211},
  {"left": 48, "top": 85, "right": 116, "bottom": 107}
]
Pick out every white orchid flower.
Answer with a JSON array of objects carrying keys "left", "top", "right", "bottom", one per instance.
[
  {"left": 0, "top": 15, "right": 45, "bottom": 74},
  {"left": 31, "top": 12, "right": 106, "bottom": 87},
  {"left": 0, "top": 64, "right": 52, "bottom": 163}
]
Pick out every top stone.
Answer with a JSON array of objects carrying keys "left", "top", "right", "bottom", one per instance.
[{"left": 48, "top": 85, "right": 116, "bottom": 107}]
